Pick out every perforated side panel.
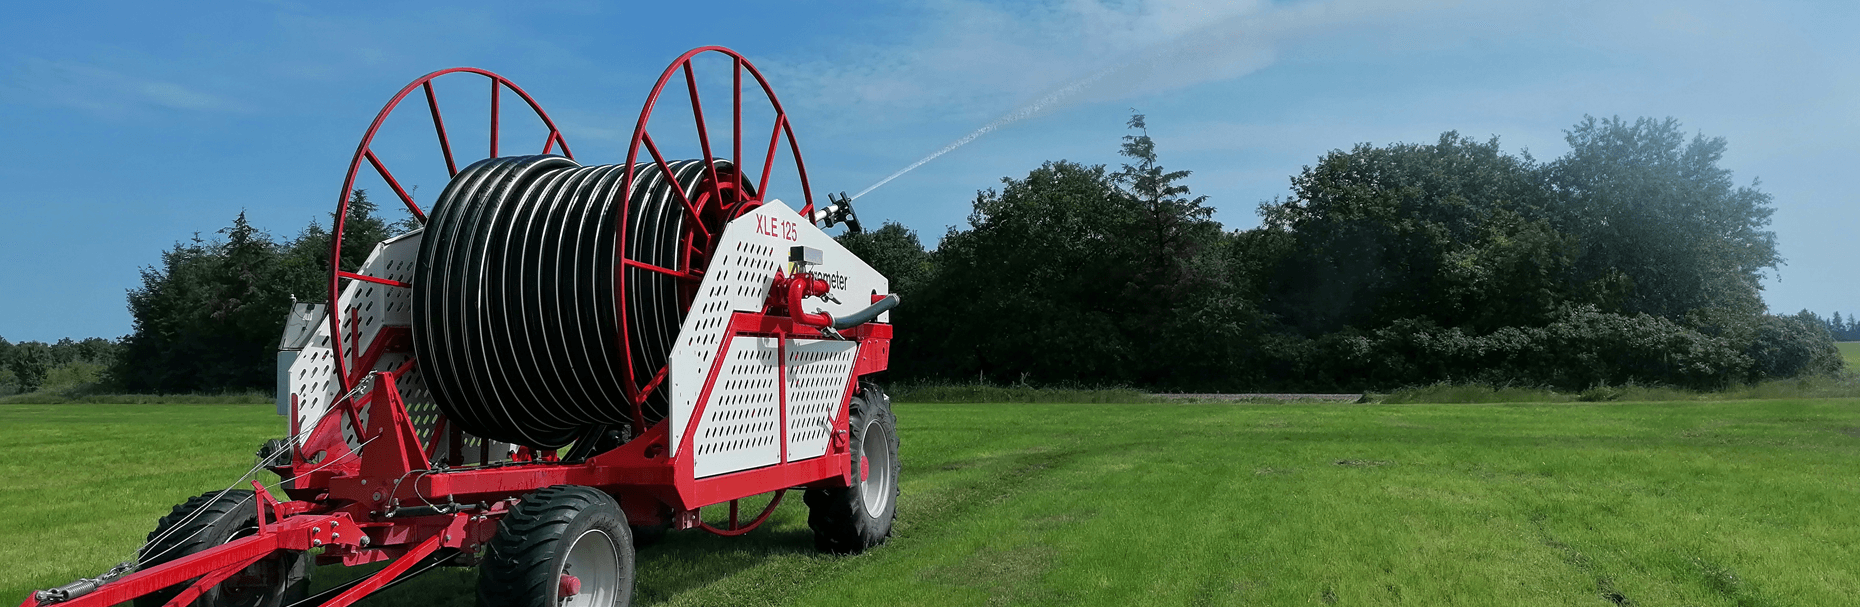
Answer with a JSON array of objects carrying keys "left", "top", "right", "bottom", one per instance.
[
  {"left": 668, "top": 210, "right": 785, "bottom": 456},
  {"left": 692, "top": 337, "right": 783, "bottom": 477},
  {"left": 668, "top": 201, "right": 890, "bottom": 459},
  {"left": 674, "top": 241, "right": 779, "bottom": 408},
  {"left": 289, "top": 231, "right": 419, "bottom": 447},
  {"left": 785, "top": 339, "right": 858, "bottom": 461}
]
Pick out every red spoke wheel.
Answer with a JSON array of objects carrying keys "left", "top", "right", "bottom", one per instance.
[
  {"left": 327, "top": 69, "right": 570, "bottom": 391},
  {"left": 614, "top": 47, "right": 816, "bottom": 425},
  {"left": 394, "top": 49, "right": 819, "bottom": 448}
]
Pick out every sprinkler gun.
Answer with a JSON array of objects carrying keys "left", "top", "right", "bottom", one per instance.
[{"left": 812, "top": 191, "right": 863, "bottom": 233}]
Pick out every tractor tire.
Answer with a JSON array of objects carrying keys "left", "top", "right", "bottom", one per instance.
[
  {"left": 479, "top": 485, "right": 635, "bottom": 607},
  {"left": 804, "top": 382, "right": 899, "bottom": 554},
  {"left": 135, "top": 489, "right": 310, "bottom": 607}
]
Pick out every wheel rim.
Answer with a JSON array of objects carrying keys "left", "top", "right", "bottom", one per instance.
[
  {"left": 859, "top": 418, "right": 893, "bottom": 518},
  {"left": 559, "top": 528, "right": 620, "bottom": 606}
]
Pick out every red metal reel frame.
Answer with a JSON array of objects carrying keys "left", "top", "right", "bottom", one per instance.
[
  {"left": 613, "top": 46, "right": 818, "bottom": 429},
  {"left": 327, "top": 68, "right": 574, "bottom": 392},
  {"left": 292, "top": 319, "right": 891, "bottom": 513}
]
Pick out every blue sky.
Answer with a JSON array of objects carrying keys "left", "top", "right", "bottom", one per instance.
[{"left": 1, "top": 0, "right": 1855, "bottom": 342}]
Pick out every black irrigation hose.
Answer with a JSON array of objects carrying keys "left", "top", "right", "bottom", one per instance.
[{"left": 413, "top": 154, "right": 735, "bottom": 449}]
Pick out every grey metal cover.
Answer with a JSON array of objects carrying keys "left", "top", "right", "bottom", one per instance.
[{"left": 278, "top": 303, "right": 326, "bottom": 351}]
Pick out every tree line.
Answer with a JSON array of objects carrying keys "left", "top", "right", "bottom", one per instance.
[
  {"left": 0, "top": 192, "right": 412, "bottom": 396},
  {"left": 841, "top": 114, "right": 1844, "bottom": 391},
  {"left": 1, "top": 114, "right": 1847, "bottom": 397},
  {"left": 1818, "top": 312, "right": 1860, "bottom": 342}
]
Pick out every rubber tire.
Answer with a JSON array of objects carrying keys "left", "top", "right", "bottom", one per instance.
[
  {"left": 135, "top": 490, "right": 310, "bottom": 607},
  {"left": 479, "top": 485, "right": 635, "bottom": 607},
  {"left": 804, "top": 382, "right": 900, "bottom": 554}
]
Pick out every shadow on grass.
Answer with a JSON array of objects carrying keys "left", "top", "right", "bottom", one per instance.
[{"left": 303, "top": 525, "right": 819, "bottom": 606}]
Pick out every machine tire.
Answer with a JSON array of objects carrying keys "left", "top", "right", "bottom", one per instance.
[
  {"left": 804, "top": 382, "right": 899, "bottom": 554},
  {"left": 135, "top": 490, "right": 310, "bottom": 607},
  {"left": 479, "top": 485, "right": 635, "bottom": 607}
]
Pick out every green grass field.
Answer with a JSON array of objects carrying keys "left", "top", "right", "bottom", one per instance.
[
  {"left": 1839, "top": 342, "right": 1860, "bottom": 370},
  {"left": 4, "top": 399, "right": 1859, "bottom": 606}
]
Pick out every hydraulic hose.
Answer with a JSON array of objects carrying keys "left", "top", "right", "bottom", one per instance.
[{"left": 832, "top": 294, "right": 899, "bottom": 330}]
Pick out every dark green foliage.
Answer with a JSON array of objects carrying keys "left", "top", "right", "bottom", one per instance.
[
  {"left": 911, "top": 160, "right": 1136, "bottom": 384},
  {"left": 1544, "top": 116, "right": 1779, "bottom": 319},
  {"left": 861, "top": 114, "right": 1829, "bottom": 392},
  {"left": 1232, "top": 307, "right": 1751, "bottom": 392},
  {"left": 114, "top": 213, "right": 291, "bottom": 392},
  {"left": 837, "top": 222, "right": 936, "bottom": 380},
  {"left": 1258, "top": 132, "right": 1575, "bottom": 335},
  {"left": 0, "top": 337, "right": 120, "bottom": 394},
  {"left": 6, "top": 341, "right": 55, "bottom": 393},
  {"left": 0, "top": 337, "right": 12, "bottom": 391},
  {"left": 1805, "top": 310, "right": 1860, "bottom": 341},
  {"left": 113, "top": 191, "right": 406, "bottom": 393},
  {"left": 1745, "top": 311, "right": 1844, "bottom": 380},
  {"left": 901, "top": 116, "right": 1252, "bottom": 390},
  {"left": 837, "top": 222, "right": 934, "bottom": 299}
]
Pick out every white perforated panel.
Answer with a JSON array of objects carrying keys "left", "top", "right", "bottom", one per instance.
[
  {"left": 289, "top": 230, "right": 420, "bottom": 447},
  {"left": 667, "top": 201, "right": 889, "bottom": 458},
  {"left": 785, "top": 339, "right": 858, "bottom": 461},
  {"left": 692, "top": 337, "right": 784, "bottom": 477}
]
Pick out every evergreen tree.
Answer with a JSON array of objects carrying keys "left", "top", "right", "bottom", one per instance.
[
  {"left": 113, "top": 194, "right": 410, "bottom": 393},
  {"left": 1113, "top": 113, "right": 1220, "bottom": 291}
]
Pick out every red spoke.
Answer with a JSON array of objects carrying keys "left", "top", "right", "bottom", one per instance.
[
  {"left": 733, "top": 57, "right": 742, "bottom": 196},
  {"left": 681, "top": 234, "right": 698, "bottom": 276},
  {"left": 489, "top": 80, "right": 501, "bottom": 158},
  {"left": 542, "top": 130, "right": 561, "bottom": 155},
  {"left": 555, "top": 132, "right": 574, "bottom": 160},
  {"left": 636, "top": 365, "right": 669, "bottom": 406},
  {"left": 640, "top": 131, "right": 711, "bottom": 238},
  {"left": 783, "top": 120, "right": 817, "bottom": 216},
  {"left": 363, "top": 149, "right": 426, "bottom": 222},
  {"left": 759, "top": 114, "right": 786, "bottom": 197},
  {"left": 728, "top": 499, "right": 740, "bottom": 529},
  {"left": 391, "top": 356, "right": 417, "bottom": 378},
  {"left": 622, "top": 258, "right": 698, "bottom": 280},
  {"left": 423, "top": 82, "right": 458, "bottom": 178},
  {"left": 683, "top": 62, "right": 724, "bottom": 207},
  {"left": 339, "top": 270, "right": 412, "bottom": 289}
]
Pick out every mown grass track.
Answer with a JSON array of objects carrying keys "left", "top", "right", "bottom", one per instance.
[{"left": 4, "top": 399, "right": 1859, "bottom": 606}]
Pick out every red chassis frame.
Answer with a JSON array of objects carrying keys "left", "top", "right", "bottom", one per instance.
[{"left": 19, "top": 312, "right": 889, "bottom": 607}]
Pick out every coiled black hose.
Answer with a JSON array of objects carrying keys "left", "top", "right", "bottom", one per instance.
[{"left": 413, "top": 154, "right": 734, "bottom": 449}]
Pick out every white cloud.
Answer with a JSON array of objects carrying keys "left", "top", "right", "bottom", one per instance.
[
  {"left": 767, "top": 0, "right": 1454, "bottom": 124},
  {"left": 6, "top": 58, "right": 251, "bottom": 116}
]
